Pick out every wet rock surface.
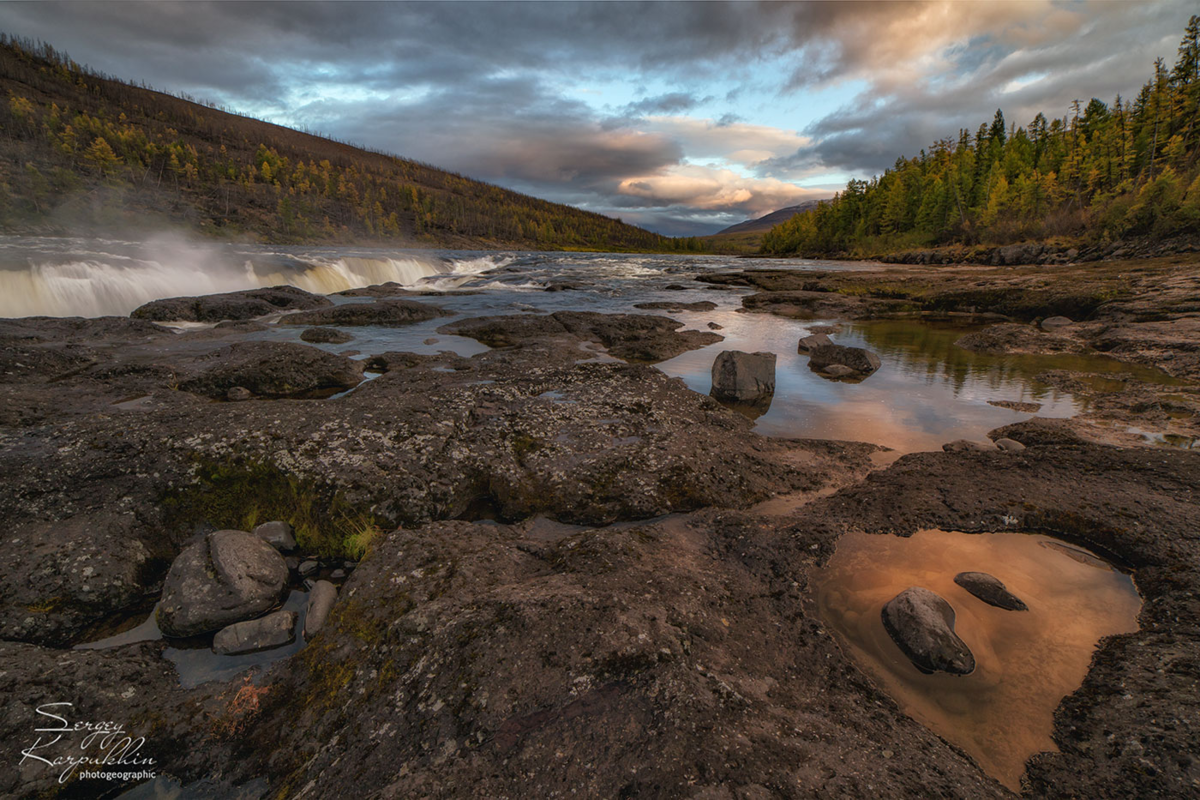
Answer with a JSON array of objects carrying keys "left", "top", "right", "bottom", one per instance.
[
  {"left": 441, "top": 310, "right": 723, "bottom": 363},
  {"left": 177, "top": 341, "right": 363, "bottom": 399},
  {"left": 881, "top": 586, "right": 976, "bottom": 675},
  {"left": 157, "top": 530, "right": 289, "bottom": 638},
  {"left": 132, "top": 286, "right": 331, "bottom": 322},
  {"left": 300, "top": 326, "right": 353, "bottom": 344},
  {"left": 281, "top": 298, "right": 449, "bottom": 327},
  {"left": 954, "top": 571, "right": 1028, "bottom": 611}
]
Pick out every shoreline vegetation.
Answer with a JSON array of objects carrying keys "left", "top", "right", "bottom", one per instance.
[{"left": 761, "top": 15, "right": 1200, "bottom": 263}]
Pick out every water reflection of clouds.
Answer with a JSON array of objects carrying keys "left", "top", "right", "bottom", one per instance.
[{"left": 656, "top": 311, "right": 1107, "bottom": 453}]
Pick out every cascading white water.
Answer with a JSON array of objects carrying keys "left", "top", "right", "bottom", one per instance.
[{"left": 0, "top": 249, "right": 512, "bottom": 318}]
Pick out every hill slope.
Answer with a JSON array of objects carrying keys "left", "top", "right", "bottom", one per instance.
[
  {"left": 714, "top": 200, "right": 821, "bottom": 236},
  {"left": 0, "top": 35, "right": 695, "bottom": 252},
  {"left": 763, "top": 15, "right": 1200, "bottom": 259}
]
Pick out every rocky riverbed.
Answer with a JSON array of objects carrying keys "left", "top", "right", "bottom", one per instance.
[{"left": 1, "top": 252, "right": 1197, "bottom": 798}]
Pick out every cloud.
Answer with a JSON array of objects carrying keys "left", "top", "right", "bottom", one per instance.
[{"left": 0, "top": 0, "right": 1194, "bottom": 234}]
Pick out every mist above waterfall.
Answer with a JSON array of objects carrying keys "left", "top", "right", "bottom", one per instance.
[{"left": 0, "top": 234, "right": 511, "bottom": 317}]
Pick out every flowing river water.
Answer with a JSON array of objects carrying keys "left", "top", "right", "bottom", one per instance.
[{"left": 5, "top": 237, "right": 1159, "bottom": 792}]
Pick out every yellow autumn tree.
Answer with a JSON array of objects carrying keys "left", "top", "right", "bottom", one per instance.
[{"left": 83, "top": 136, "right": 120, "bottom": 176}]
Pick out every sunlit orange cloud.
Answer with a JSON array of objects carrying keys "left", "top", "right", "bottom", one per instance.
[{"left": 616, "top": 164, "right": 821, "bottom": 214}]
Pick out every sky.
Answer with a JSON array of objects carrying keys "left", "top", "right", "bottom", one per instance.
[{"left": 0, "top": 1, "right": 1194, "bottom": 235}]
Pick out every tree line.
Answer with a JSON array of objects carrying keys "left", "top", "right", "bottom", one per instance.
[
  {"left": 762, "top": 16, "right": 1200, "bottom": 257},
  {"left": 0, "top": 34, "right": 708, "bottom": 252}
]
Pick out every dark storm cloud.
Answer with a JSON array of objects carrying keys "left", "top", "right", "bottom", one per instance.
[{"left": 0, "top": 1, "right": 1194, "bottom": 233}]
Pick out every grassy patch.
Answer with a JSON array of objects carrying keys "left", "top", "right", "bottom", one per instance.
[{"left": 163, "top": 456, "right": 385, "bottom": 559}]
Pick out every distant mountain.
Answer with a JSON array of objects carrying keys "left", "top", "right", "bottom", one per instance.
[
  {"left": 0, "top": 35, "right": 692, "bottom": 252},
  {"left": 715, "top": 201, "right": 823, "bottom": 236}
]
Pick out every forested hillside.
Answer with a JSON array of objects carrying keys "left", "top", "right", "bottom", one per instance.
[
  {"left": 763, "top": 16, "right": 1200, "bottom": 258},
  {"left": 0, "top": 35, "right": 705, "bottom": 251}
]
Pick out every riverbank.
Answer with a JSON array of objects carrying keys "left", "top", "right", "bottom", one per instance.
[{"left": 1, "top": 252, "right": 1197, "bottom": 797}]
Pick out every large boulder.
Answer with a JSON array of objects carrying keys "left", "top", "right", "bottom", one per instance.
[
  {"left": 156, "top": 530, "right": 289, "bottom": 638},
  {"left": 132, "top": 286, "right": 331, "bottom": 322},
  {"left": 954, "top": 572, "right": 1028, "bottom": 611},
  {"left": 881, "top": 587, "right": 975, "bottom": 675},
  {"left": 710, "top": 350, "right": 776, "bottom": 403},
  {"left": 212, "top": 610, "right": 297, "bottom": 655},
  {"left": 807, "top": 343, "right": 881, "bottom": 378},
  {"left": 177, "top": 341, "right": 363, "bottom": 399},
  {"left": 281, "top": 299, "right": 449, "bottom": 327}
]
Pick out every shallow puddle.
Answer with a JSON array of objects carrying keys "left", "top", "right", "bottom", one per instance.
[{"left": 812, "top": 528, "right": 1142, "bottom": 790}]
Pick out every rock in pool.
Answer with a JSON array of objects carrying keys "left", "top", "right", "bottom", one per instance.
[
  {"left": 710, "top": 350, "right": 776, "bottom": 403},
  {"left": 300, "top": 327, "right": 354, "bottom": 344},
  {"left": 213, "top": 610, "right": 297, "bottom": 655},
  {"left": 807, "top": 343, "right": 881, "bottom": 378},
  {"left": 881, "top": 587, "right": 975, "bottom": 675},
  {"left": 156, "top": 530, "right": 289, "bottom": 638},
  {"left": 797, "top": 332, "right": 833, "bottom": 353},
  {"left": 954, "top": 571, "right": 1028, "bottom": 611}
]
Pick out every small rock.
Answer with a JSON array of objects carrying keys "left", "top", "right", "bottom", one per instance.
[
  {"left": 342, "top": 560, "right": 358, "bottom": 571},
  {"left": 994, "top": 438, "right": 1027, "bottom": 452},
  {"left": 423, "top": 338, "right": 439, "bottom": 345},
  {"left": 226, "top": 386, "right": 252, "bottom": 402},
  {"left": 710, "top": 350, "right": 776, "bottom": 403},
  {"left": 1041, "top": 316, "right": 1073, "bottom": 331},
  {"left": 285, "top": 556, "right": 299, "bottom": 571},
  {"left": 298, "top": 560, "right": 319, "bottom": 577},
  {"left": 707, "top": 322, "right": 723, "bottom": 330},
  {"left": 330, "top": 569, "right": 346, "bottom": 580},
  {"left": 300, "top": 327, "right": 353, "bottom": 345},
  {"left": 881, "top": 587, "right": 975, "bottom": 675},
  {"left": 954, "top": 572, "right": 1028, "bottom": 611},
  {"left": 797, "top": 333, "right": 833, "bottom": 353},
  {"left": 212, "top": 610, "right": 297, "bottom": 655},
  {"left": 253, "top": 520, "right": 297, "bottom": 552},
  {"left": 304, "top": 581, "right": 338, "bottom": 639}
]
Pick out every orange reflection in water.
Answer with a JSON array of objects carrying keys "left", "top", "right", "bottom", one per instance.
[{"left": 813, "top": 529, "right": 1142, "bottom": 791}]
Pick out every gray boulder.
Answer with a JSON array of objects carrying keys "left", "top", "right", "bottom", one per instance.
[
  {"left": 881, "top": 587, "right": 975, "bottom": 675},
  {"left": 253, "top": 520, "right": 297, "bottom": 551},
  {"left": 710, "top": 350, "right": 776, "bottom": 403},
  {"left": 156, "top": 530, "right": 289, "bottom": 638},
  {"left": 1041, "top": 315, "right": 1073, "bottom": 331},
  {"left": 954, "top": 572, "right": 1028, "bottom": 611},
  {"left": 807, "top": 343, "right": 881, "bottom": 378},
  {"left": 797, "top": 333, "right": 833, "bottom": 353},
  {"left": 304, "top": 580, "right": 338, "bottom": 639},
  {"left": 213, "top": 610, "right": 297, "bottom": 655}
]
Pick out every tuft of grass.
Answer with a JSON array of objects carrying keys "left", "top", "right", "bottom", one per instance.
[{"left": 163, "top": 456, "right": 385, "bottom": 559}]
